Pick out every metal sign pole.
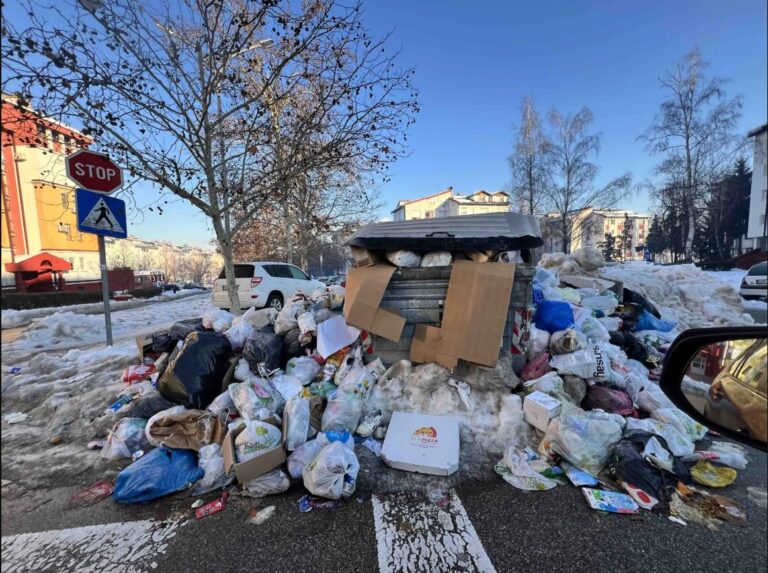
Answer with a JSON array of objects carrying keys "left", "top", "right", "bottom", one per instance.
[{"left": 98, "top": 235, "right": 113, "bottom": 346}]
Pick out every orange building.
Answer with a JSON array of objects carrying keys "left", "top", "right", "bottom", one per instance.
[{"left": 1, "top": 95, "right": 101, "bottom": 291}]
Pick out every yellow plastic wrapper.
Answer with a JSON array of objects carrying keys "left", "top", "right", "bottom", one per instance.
[{"left": 691, "top": 460, "right": 737, "bottom": 488}]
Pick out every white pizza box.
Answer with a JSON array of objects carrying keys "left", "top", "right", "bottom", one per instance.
[{"left": 381, "top": 411, "right": 460, "bottom": 476}]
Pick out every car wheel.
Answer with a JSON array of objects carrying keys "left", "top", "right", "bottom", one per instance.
[{"left": 266, "top": 293, "right": 283, "bottom": 311}]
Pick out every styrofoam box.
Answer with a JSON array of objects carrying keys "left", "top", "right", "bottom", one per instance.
[
  {"left": 381, "top": 411, "right": 460, "bottom": 476},
  {"left": 523, "top": 390, "right": 561, "bottom": 432}
]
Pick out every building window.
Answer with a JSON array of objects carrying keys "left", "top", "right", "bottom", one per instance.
[
  {"left": 79, "top": 257, "right": 85, "bottom": 269},
  {"left": 36, "top": 124, "right": 48, "bottom": 148},
  {"left": 68, "top": 257, "right": 75, "bottom": 268}
]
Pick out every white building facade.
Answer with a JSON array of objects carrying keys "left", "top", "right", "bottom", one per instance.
[{"left": 746, "top": 124, "right": 767, "bottom": 251}]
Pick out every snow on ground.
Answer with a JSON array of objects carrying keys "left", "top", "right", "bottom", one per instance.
[
  {"left": 0, "top": 292, "right": 223, "bottom": 487},
  {"left": 1, "top": 289, "right": 208, "bottom": 330},
  {"left": 601, "top": 262, "right": 755, "bottom": 330},
  {"left": 4, "top": 292, "right": 212, "bottom": 354},
  {"left": 703, "top": 268, "right": 748, "bottom": 293}
]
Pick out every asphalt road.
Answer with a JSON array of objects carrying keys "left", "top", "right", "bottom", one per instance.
[{"left": 2, "top": 437, "right": 766, "bottom": 573}]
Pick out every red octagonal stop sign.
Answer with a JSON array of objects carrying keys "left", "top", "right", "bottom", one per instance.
[{"left": 65, "top": 150, "right": 123, "bottom": 194}]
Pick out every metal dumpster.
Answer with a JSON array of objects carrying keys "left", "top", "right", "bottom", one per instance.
[{"left": 346, "top": 212, "right": 542, "bottom": 371}]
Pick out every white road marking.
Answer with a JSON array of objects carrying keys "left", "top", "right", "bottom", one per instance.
[
  {"left": 372, "top": 489, "right": 496, "bottom": 573},
  {"left": 1, "top": 519, "right": 183, "bottom": 573}
]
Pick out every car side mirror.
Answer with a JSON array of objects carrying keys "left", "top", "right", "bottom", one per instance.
[{"left": 660, "top": 326, "right": 767, "bottom": 452}]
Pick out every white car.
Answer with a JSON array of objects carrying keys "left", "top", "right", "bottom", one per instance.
[
  {"left": 212, "top": 262, "right": 325, "bottom": 311},
  {"left": 740, "top": 261, "right": 768, "bottom": 301}
]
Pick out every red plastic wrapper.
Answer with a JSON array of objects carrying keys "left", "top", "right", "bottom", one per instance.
[
  {"left": 195, "top": 491, "right": 229, "bottom": 520},
  {"left": 122, "top": 364, "right": 156, "bottom": 384},
  {"left": 69, "top": 480, "right": 114, "bottom": 506}
]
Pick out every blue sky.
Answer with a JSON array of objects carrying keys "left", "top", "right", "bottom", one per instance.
[{"left": 127, "top": 0, "right": 767, "bottom": 247}]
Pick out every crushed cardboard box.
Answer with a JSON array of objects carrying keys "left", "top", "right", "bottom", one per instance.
[
  {"left": 343, "top": 265, "right": 406, "bottom": 342},
  {"left": 410, "top": 260, "right": 516, "bottom": 369},
  {"left": 350, "top": 246, "right": 384, "bottom": 268}
]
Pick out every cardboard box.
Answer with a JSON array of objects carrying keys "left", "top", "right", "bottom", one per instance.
[
  {"left": 381, "top": 411, "right": 460, "bottom": 476},
  {"left": 343, "top": 265, "right": 406, "bottom": 342},
  {"left": 135, "top": 334, "right": 153, "bottom": 361},
  {"left": 409, "top": 260, "right": 516, "bottom": 369},
  {"left": 523, "top": 390, "right": 561, "bottom": 432},
  {"left": 222, "top": 419, "right": 286, "bottom": 483},
  {"left": 350, "top": 246, "right": 384, "bottom": 268}
]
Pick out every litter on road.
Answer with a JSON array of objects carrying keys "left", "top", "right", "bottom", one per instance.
[{"left": 2, "top": 213, "right": 760, "bottom": 531}]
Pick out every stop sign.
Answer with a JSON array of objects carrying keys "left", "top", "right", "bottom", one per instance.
[{"left": 65, "top": 150, "right": 123, "bottom": 194}]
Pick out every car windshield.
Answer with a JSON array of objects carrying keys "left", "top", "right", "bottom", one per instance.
[{"left": 748, "top": 262, "right": 767, "bottom": 276}]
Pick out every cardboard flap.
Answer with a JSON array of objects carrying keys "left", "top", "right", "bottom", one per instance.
[
  {"left": 440, "top": 260, "right": 515, "bottom": 366},
  {"left": 410, "top": 324, "right": 442, "bottom": 364},
  {"left": 343, "top": 265, "right": 405, "bottom": 341}
]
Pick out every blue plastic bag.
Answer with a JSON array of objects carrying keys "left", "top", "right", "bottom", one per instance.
[
  {"left": 533, "top": 300, "right": 575, "bottom": 333},
  {"left": 634, "top": 309, "right": 675, "bottom": 333},
  {"left": 113, "top": 447, "right": 203, "bottom": 504}
]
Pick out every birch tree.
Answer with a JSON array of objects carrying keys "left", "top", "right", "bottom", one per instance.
[{"left": 507, "top": 96, "right": 549, "bottom": 215}]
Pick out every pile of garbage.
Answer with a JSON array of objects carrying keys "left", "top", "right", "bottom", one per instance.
[{"left": 491, "top": 257, "right": 751, "bottom": 526}]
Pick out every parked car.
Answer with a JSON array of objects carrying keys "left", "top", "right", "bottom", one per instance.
[
  {"left": 740, "top": 261, "right": 767, "bottom": 300},
  {"left": 212, "top": 262, "right": 325, "bottom": 311},
  {"left": 160, "top": 283, "right": 179, "bottom": 293},
  {"left": 179, "top": 282, "right": 206, "bottom": 290}
]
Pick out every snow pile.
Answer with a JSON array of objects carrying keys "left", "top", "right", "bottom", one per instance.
[
  {"left": 539, "top": 247, "right": 604, "bottom": 276},
  {"left": 363, "top": 357, "right": 535, "bottom": 490},
  {"left": 703, "top": 268, "right": 748, "bottom": 293},
  {"left": 5, "top": 295, "right": 212, "bottom": 352},
  {"left": 1, "top": 343, "right": 136, "bottom": 488},
  {"left": 601, "top": 262, "right": 754, "bottom": 330}
]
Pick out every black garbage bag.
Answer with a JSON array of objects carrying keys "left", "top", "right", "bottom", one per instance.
[
  {"left": 151, "top": 333, "right": 176, "bottom": 354},
  {"left": 282, "top": 327, "right": 306, "bottom": 359},
  {"left": 243, "top": 326, "right": 283, "bottom": 372},
  {"left": 608, "top": 430, "right": 691, "bottom": 503},
  {"left": 125, "top": 391, "right": 180, "bottom": 419},
  {"left": 158, "top": 331, "right": 233, "bottom": 409},
  {"left": 609, "top": 331, "right": 662, "bottom": 370},
  {"left": 623, "top": 288, "right": 661, "bottom": 319},
  {"left": 169, "top": 318, "right": 206, "bottom": 341}
]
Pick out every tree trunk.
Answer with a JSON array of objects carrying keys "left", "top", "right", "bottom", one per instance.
[{"left": 213, "top": 218, "right": 241, "bottom": 314}]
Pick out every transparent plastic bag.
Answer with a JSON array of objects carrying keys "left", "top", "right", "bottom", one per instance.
[
  {"left": 420, "top": 251, "right": 452, "bottom": 267},
  {"left": 297, "top": 311, "right": 317, "bottom": 345},
  {"left": 651, "top": 407, "right": 708, "bottom": 442},
  {"left": 207, "top": 389, "right": 236, "bottom": 416},
  {"left": 270, "top": 373, "right": 303, "bottom": 401},
  {"left": 192, "top": 443, "right": 231, "bottom": 495},
  {"left": 495, "top": 447, "right": 559, "bottom": 491},
  {"left": 223, "top": 320, "right": 254, "bottom": 350},
  {"left": 523, "top": 371, "right": 564, "bottom": 394},
  {"left": 624, "top": 417, "right": 694, "bottom": 457},
  {"left": 243, "top": 469, "right": 290, "bottom": 497},
  {"left": 550, "top": 348, "right": 596, "bottom": 379},
  {"left": 580, "top": 316, "right": 610, "bottom": 342},
  {"left": 284, "top": 395, "right": 311, "bottom": 451},
  {"left": 101, "top": 417, "right": 150, "bottom": 460},
  {"left": 303, "top": 441, "right": 360, "bottom": 500},
  {"left": 274, "top": 296, "right": 307, "bottom": 335},
  {"left": 286, "top": 356, "right": 322, "bottom": 385},
  {"left": 229, "top": 381, "right": 283, "bottom": 420},
  {"left": 321, "top": 391, "right": 363, "bottom": 432},
  {"left": 202, "top": 308, "right": 235, "bottom": 332},
  {"left": 527, "top": 325, "right": 551, "bottom": 361}
]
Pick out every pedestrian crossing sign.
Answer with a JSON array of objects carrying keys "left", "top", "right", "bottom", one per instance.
[{"left": 75, "top": 188, "right": 128, "bottom": 238}]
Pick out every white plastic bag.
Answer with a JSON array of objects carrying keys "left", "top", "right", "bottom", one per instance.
[
  {"left": 287, "top": 438, "right": 326, "bottom": 479},
  {"left": 523, "top": 371, "right": 564, "bottom": 394},
  {"left": 495, "top": 251, "right": 524, "bottom": 264},
  {"left": 284, "top": 395, "right": 311, "bottom": 451},
  {"left": 303, "top": 441, "right": 360, "bottom": 500},
  {"left": 597, "top": 316, "right": 622, "bottom": 332},
  {"left": 285, "top": 356, "right": 322, "bottom": 385},
  {"left": 624, "top": 417, "right": 694, "bottom": 457},
  {"left": 235, "top": 420, "right": 283, "bottom": 463},
  {"left": 549, "top": 348, "right": 596, "bottom": 379},
  {"left": 527, "top": 325, "right": 551, "bottom": 361},
  {"left": 420, "top": 251, "right": 451, "bottom": 267},
  {"left": 297, "top": 311, "right": 317, "bottom": 345},
  {"left": 229, "top": 381, "right": 283, "bottom": 420},
  {"left": 223, "top": 320, "right": 254, "bottom": 350},
  {"left": 270, "top": 373, "right": 304, "bottom": 401},
  {"left": 636, "top": 382, "right": 676, "bottom": 414},
  {"left": 651, "top": 407, "right": 708, "bottom": 442},
  {"left": 338, "top": 359, "right": 377, "bottom": 401},
  {"left": 274, "top": 296, "right": 307, "bottom": 335},
  {"left": 386, "top": 250, "right": 421, "bottom": 268},
  {"left": 202, "top": 308, "right": 236, "bottom": 332},
  {"left": 540, "top": 404, "right": 624, "bottom": 476},
  {"left": 232, "top": 307, "right": 277, "bottom": 329},
  {"left": 207, "top": 389, "right": 236, "bottom": 416},
  {"left": 243, "top": 469, "right": 290, "bottom": 497},
  {"left": 193, "top": 443, "right": 230, "bottom": 495},
  {"left": 101, "top": 417, "right": 149, "bottom": 460},
  {"left": 321, "top": 391, "right": 364, "bottom": 432}
]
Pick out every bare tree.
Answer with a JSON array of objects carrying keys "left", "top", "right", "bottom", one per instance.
[
  {"left": 507, "top": 96, "right": 549, "bottom": 215},
  {"left": 542, "top": 107, "right": 631, "bottom": 253},
  {"left": 2, "top": 0, "right": 417, "bottom": 313},
  {"left": 640, "top": 48, "right": 742, "bottom": 258}
]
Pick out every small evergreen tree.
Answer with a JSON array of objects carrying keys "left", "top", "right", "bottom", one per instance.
[
  {"left": 620, "top": 213, "right": 634, "bottom": 261},
  {"left": 598, "top": 233, "right": 619, "bottom": 262},
  {"left": 646, "top": 214, "right": 668, "bottom": 259}
]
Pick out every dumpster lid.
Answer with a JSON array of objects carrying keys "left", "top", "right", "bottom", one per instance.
[{"left": 345, "top": 212, "right": 543, "bottom": 251}]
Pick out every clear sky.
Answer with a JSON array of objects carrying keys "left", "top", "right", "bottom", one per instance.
[{"left": 128, "top": 0, "right": 767, "bottom": 247}]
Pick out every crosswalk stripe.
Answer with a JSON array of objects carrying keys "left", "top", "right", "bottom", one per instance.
[
  {"left": 1, "top": 519, "right": 182, "bottom": 573},
  {"left": 372, "top": 489, "right": 496, "bottom": 573}
]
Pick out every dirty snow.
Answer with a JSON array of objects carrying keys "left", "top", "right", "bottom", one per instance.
[
  {"left": 600, "top": 262, "right": 755, "bottom": 330},
  {"left": 4, "top": 293, "right": 211, "bottom": 354},
  {"left": 1, "top": 289, "right": 207, "bottom": 330}
]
